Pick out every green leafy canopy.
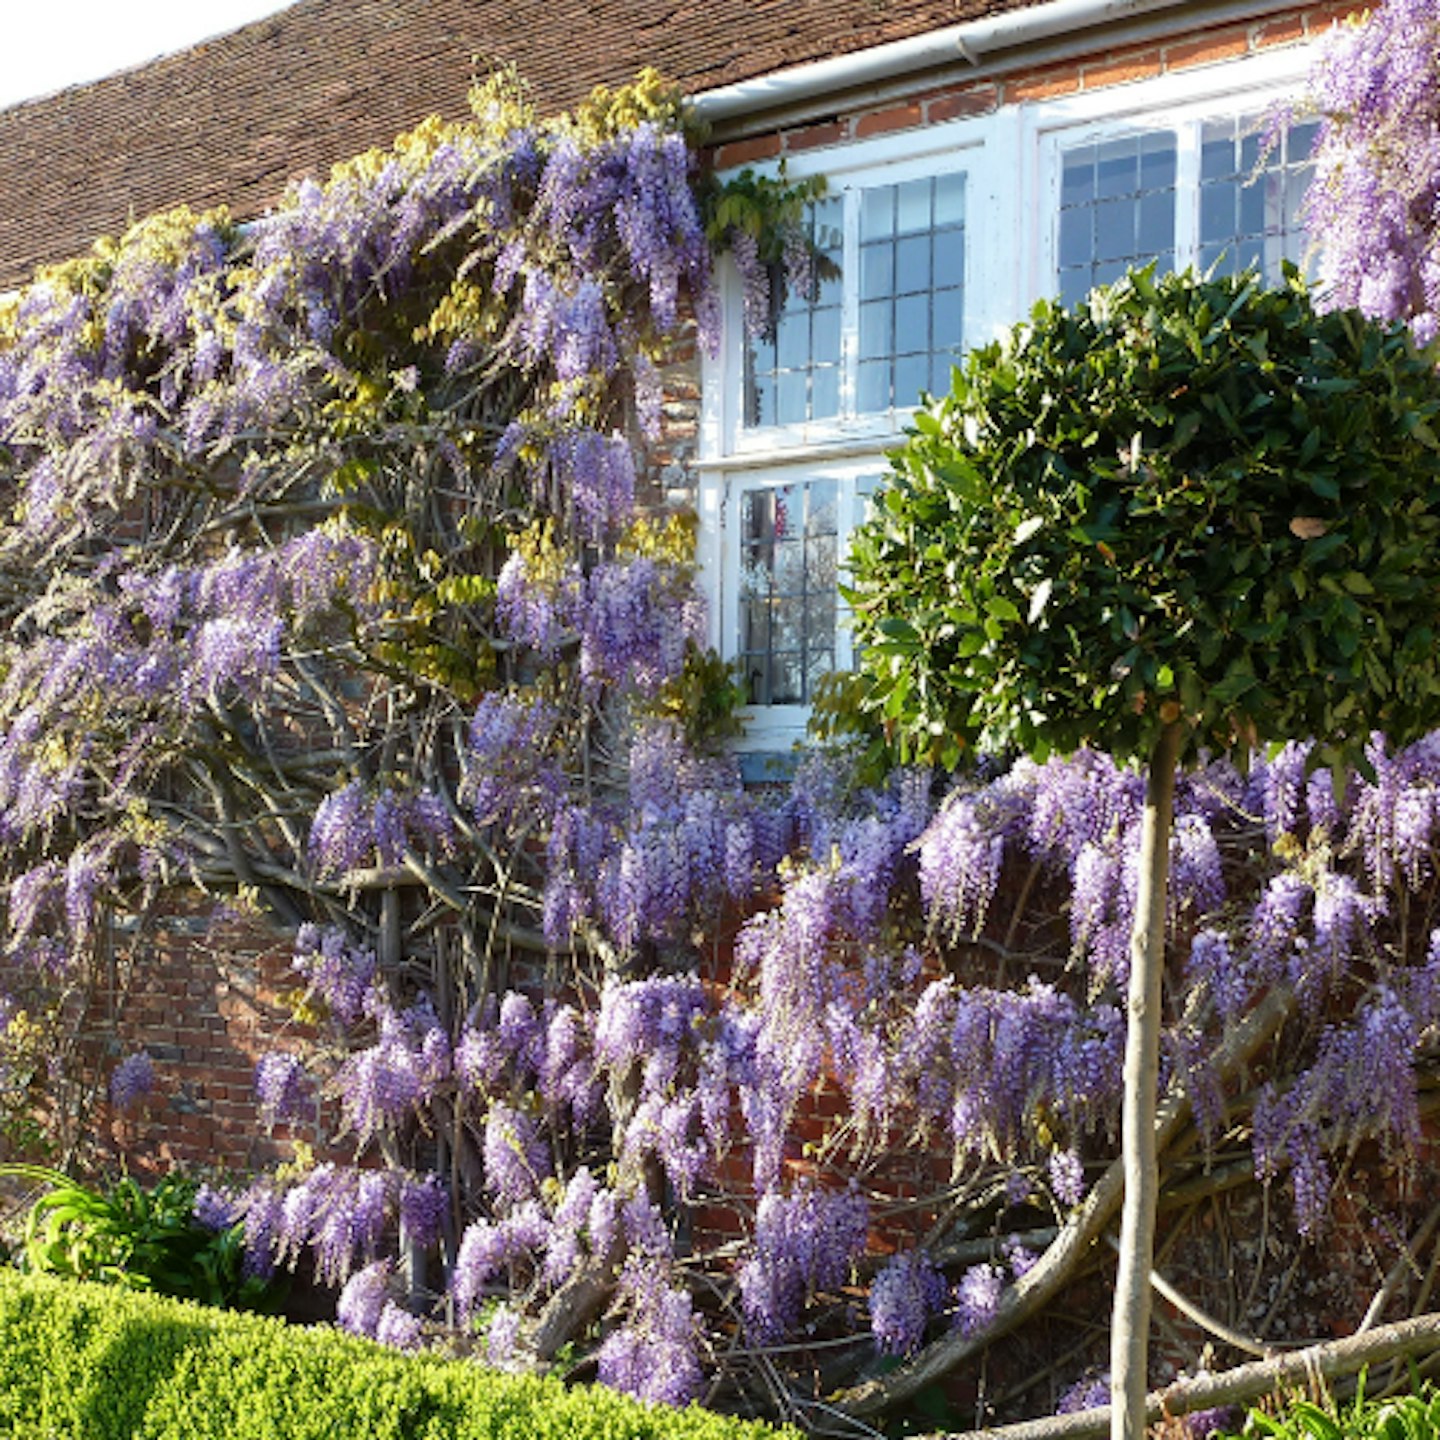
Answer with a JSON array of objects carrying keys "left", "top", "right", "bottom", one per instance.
[{"left": 846, "top": 265, "right": 1440, "bottom": 773}]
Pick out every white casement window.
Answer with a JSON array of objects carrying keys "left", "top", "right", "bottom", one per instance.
[
  {"left": 696, "top": 457, "right": 883, "bottom": 748},
  {"left": 700, "top": 120, "right": 991, "bottom": 748},
  {"left": 1053, "top": 111, "right": 1319, "bottom": 306},
  {"left": 1029, "top": 48, "right": 1320, "bottom": 305},
  {"left": 742, "top": 172, "right": 969, "bottom": 431},
  {"left": 701, "top": 45, "right": 1318, "bottom": 749},
  {"left": 729, "top": 463, "right": 881, "bottom": 705},
  {"left": 710, "top": 129, "right": 987, "bottom": 459}
]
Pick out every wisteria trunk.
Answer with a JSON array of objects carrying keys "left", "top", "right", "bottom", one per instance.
[{"left": 1111, "top": 721, "right": 1183, "bottom": 1440}]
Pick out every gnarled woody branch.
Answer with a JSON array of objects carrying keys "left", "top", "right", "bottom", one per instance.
[
  {"left": 945, "top": 1311, "right": 1440, "bottom": 1440},
  {"left": 833, "top": 985, "right": 1296, "bottom": 1419}
]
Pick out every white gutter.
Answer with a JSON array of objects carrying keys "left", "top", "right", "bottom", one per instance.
[{"left": 690, "top": 0, "right": 1309, "bottom": 127}]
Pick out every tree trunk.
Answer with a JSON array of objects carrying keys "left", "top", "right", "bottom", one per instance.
[{"left": 1112, "top": 721, "right": 1183, "bottom": 1440}]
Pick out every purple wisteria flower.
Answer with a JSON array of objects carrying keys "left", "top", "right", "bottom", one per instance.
[
  {"left": 292, "top": 924, "right": 378, "bottom": 1029},
  {"left": 254, "top": 1051, "right": 311, "bottom": 1126},
  {"left": 954, "top": 1262, "right": 1004, "bottom": 1335},
  {"left": 597, "top": 1253, "right": 705, "bottom": 1407},
  {"left": 1049, "top": 1148, "right": 1087, "bottom": 1208},
  {"left": 337, "top": 1258, "right": 392, "bottom": 1339},
  {"left": 482, "top": 1102, "right": 552, "bottom": 1206},
  {"left": 920, "top": 790, "right": 1006, "bottom": 939},
  {"left": 738, "top": 1183, "right": 869, "bottom": 1344},
  {"left": 399, "top": 1173, "right": 447, "bottom": 1249},
  {"left": 1305, "top": 0, "right": 1440, "bottom": 341},
  {"left": 1057, "top": 1373, "right": 1111, "bottom": 1414},
  {"left": 870, "top": 1250, "right": 946, "bottom": 1356},
  {"left": 375, "top": 1302, "right": 424, "bottom": 1351},
  {"left": 110, "top": 1052, "right": 155, "bottom": 1110},
  {"left": 192, "top": 1184, "right": 241, "bottom": 1232}
]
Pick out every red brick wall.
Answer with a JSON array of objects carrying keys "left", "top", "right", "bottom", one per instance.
[
  {"left": 94, "top": 905, "right": 304, "bottom": 1176},
  {"left": 710, "top": 1, "right": 1360, "bottom": 172}
]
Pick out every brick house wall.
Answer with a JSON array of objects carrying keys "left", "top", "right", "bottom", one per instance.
[{"left": 0, "top": 0, "right": 1359, "bottom": 1181}]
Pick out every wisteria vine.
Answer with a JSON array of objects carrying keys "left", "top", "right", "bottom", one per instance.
[{"left": 0, "top": 55, "right": 1437, "bottom": 1437}]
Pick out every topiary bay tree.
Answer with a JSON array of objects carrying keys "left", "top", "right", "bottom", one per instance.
[{"left": 843, "top": 265, "right": 1440, "bottom": 1440}]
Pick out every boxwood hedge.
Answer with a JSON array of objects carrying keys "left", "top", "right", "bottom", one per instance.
[{"left": 0, "top": 1270, "right": 794, "bottom": 1440}]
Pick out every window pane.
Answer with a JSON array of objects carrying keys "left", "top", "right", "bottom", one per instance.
[
  {"left": 769, "top": 653, "right": 803, "bottom": 705},
  {"left": 1059, "top": 205, "right": 1091, "bottom": 270},
  {"left": 748, "top": 375, "right": 774, "bottom": 427},
  {"left": 806, "top": 479, "right": 838, "bottom": 537},
  {"left": 1287, "top": 121, "right": 1320, "bottom": 166},
  {"left": 1200, "top": 181, "right": 1236, "bottom": 245},
  {"left": 1095, "top": 199, "right": 1133, "bottom": 263},
  {"left": 1058, "top": 129, "right": 1176, "bottom": 299},
  {"left": 1059, "top": 267, "right": 1091, "bottom": 309},
  {"left": 894, "top": 352, "right": 929, "bottom": 408},
  {"left": 896, "top": 178, "right": 931, "bottom": 234},
  {"left": 935, "top": 171, "right": 966, "bottom": 227},
  {"left": 1201, "top": 122, "right": 1234, "bottom": 182},
  {"left": 776, "top": 370, "right": 808, "bottom": 425},
  {"left": 743, "top": 195, "right": 843, "bottom": 428},
  {"left": 1239, "top": 176, "right": 1269, "bottom": 237},
  {"left": 933, "top": 287, "right": 964, "bottom": 347},
  {"left": 930, "top": 352, "right": 955, "bottom": 396},
  {"left": 934, "top": 233, "right": 965, "bottom": 290},
  {"left": 811, "top": 364, "right": 840, "bottom": 420},
  {"left": 1097, "top": 138, "right": 1138, "bottom": 198},
  {"left": 862, "top": 242, "right": 895, "bottom": 296},
  {"left": 859, "top": 299, "right": 893, "bottom": 360},
  {"left": 742, "top": 598, "right": 769, "bottom": 652},
  {"left": 1062, "top": 145, "right": 1096, "bottom": 207},
  {"left": 737, "top": 480, "right": 842, "bottom": 705},
  {"left": 896, "top": 292, "right": 930, "bottom": 353},
  {"left": 1140, "top": 132, "right": 1176, "bottom": 189},
  {"left": 1197, "top": 112, "right": 1318, "bottom": 284},
  {"left": 857, "top": 359, "right": 889, "bottom": 412},
  {"left": 773, "top": 540, "right": 804, "bottom": 594},
  {"left": 812, "top": 306, "right": 842, "bottom": 360},
  {"left": 772, "top": 597, "right": 803, "bottom": 650},
  {"left": 861, "top": 187, "right": 894, "bottom": 242},
  {"left": 776, "top": 311, "right": 809, "bottom": 369},
  {"left": 1240, "top": 130, "right": 1264, "bottom": 176},
  {"left": 1138, "top": 191, "right": 1173, "bottom": 257},
  {"left": 895, "top": 233, "right": 931, "bottom": 293}
]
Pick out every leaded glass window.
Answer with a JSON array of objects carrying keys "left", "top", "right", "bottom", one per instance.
[
  {"left": 1058, "top": 132, "right": 1177, "bottom": 307},
  {"left": 737, "top": 479, "right": 838, "bottom": 705},
  {"left": 1199, "top": 114, "right": 1319, "bottom": 278}
]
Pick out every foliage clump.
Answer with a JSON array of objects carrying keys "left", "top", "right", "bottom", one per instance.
[
  {"left": 0, "top": 1269, "right": 795, "bottom": 1440},
  {"left": 846, "top": 266, "right": 1440, "bottom": 773}
]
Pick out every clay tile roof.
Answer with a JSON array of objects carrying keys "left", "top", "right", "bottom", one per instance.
[{"left": 0, "top": 0, "right": 1042, "bottom": 289}]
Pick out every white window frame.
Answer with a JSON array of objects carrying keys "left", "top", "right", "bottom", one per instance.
[
  {"left": 700, "top": 43, "right": 1319, "bottom": 751},
  {"left": 702, "top": 115, "right": 998, "bottom": 463}
]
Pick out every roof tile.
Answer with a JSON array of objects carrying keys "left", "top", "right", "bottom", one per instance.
[{"left": 0, "top": 0, "right": 1040, "bottom": 286}]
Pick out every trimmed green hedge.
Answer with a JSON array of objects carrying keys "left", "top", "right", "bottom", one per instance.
[{"left": 0, "top": 1270, "right": 794, "bottom": 1440}]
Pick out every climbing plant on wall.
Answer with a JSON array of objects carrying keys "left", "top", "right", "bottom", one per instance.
[{"left": 5, "top": 61, "right": 1440, "bottom": 1436}]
